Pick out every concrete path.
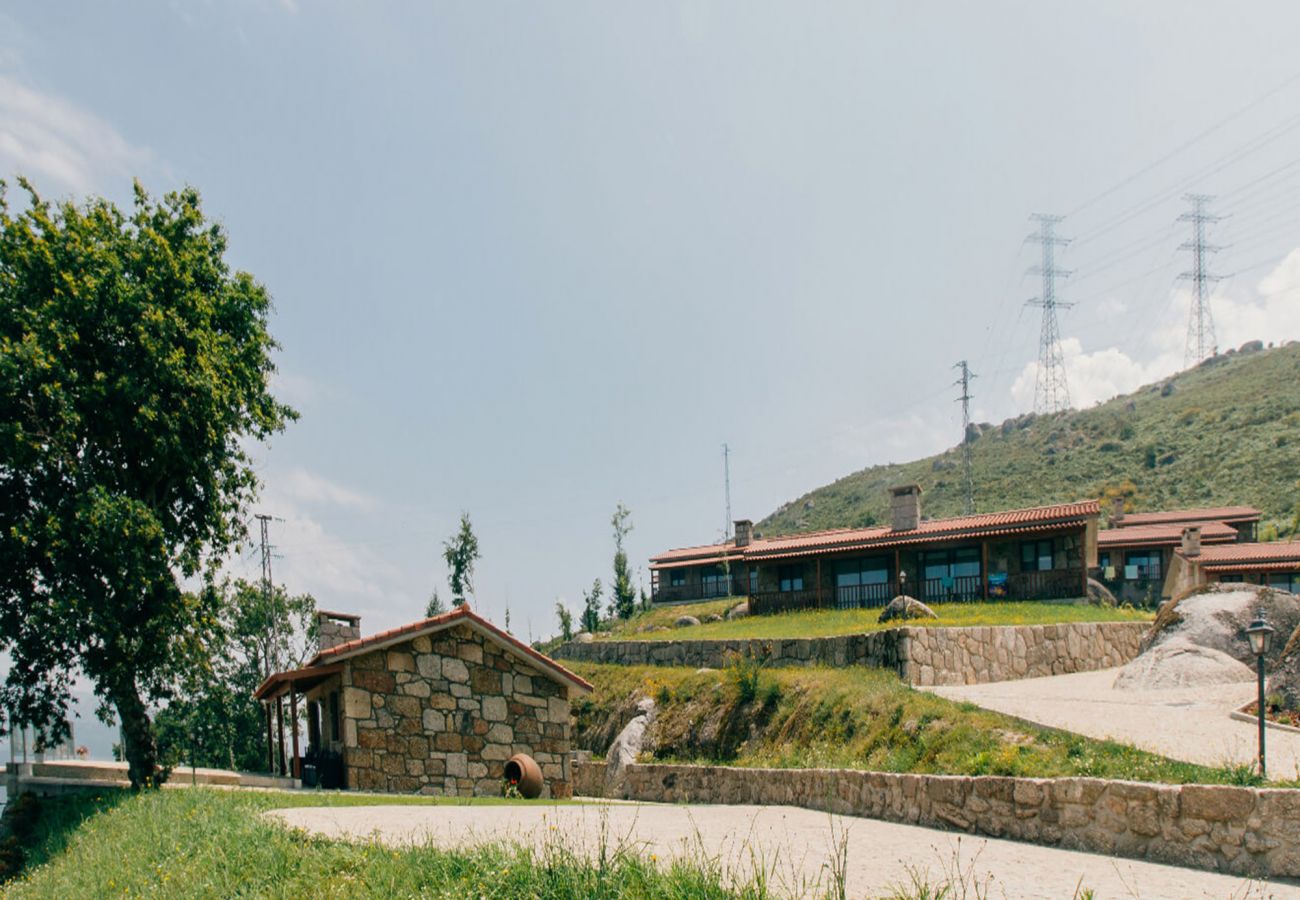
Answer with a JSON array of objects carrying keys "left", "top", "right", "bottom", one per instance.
[
  {"left": 268, "top": 802, "right": 1296, "bottom": 898},
  {"left": 931, "top": 669, "right": 1300, "bottom": 778}
]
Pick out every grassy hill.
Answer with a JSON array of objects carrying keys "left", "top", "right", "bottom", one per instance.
[{"left": 760, "top": 341, "right": 1300, "bottom": 536}]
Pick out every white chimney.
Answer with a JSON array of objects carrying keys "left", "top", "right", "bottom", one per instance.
[{"left": 889, "top": 485, "right": 922, "bottom": 532}]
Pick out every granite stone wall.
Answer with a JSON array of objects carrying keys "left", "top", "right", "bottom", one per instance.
[
  {"left": 342, "top": 623, "right": 573, "bottom": 798},
  {"left": 555, "top": 621, "right": 1147, "bottom": 686},
  {"left": 572, "top": 761, "right": 1300, "bottom": 880}
]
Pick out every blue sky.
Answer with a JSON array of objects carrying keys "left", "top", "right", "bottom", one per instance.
[{"left": 5, "top": 1, "right": 1300, "bottom": 652}]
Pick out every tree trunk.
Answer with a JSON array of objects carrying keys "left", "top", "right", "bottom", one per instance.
[{"left": 110, "top": 676, "right": 158, "bottom": 789}]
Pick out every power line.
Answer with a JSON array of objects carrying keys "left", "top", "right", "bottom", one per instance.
[
  {"left": 1026, "top": 214, "right": 1073, "bottom": 414},
  {"left": 1178, "top": 194, "right": 1223, "bottom": 366},
  {"left": 953, "top": 360, "right": 977, "bottom": 515}
]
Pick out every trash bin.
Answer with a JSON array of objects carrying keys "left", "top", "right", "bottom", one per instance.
[{"left": 302, "top": 764, "right": 318, "bottom": 788}]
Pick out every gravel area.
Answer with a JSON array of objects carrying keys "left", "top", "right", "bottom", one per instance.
[
  {"left": 932, "top": 668, "right": 1300, "bottom": 778},
  {"left": 268, "top": 802, "right": 1293, "bottom": 898}
]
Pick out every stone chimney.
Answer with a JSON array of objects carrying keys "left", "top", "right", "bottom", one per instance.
[
  {"left": 1111, "top": 497, "right": 1125, "bottom": 525},
  {"left": 1181, "top": 526, "right": 1202, "bottom": 557},
  {"left": 733, "top": 519, "right": 753, "bottom": 547},
  {"left": 889, "top": 485, "right": 923, "bottom": 532},
  {"left": 317, "top": 610, "right": 361, "bottom": 653}
]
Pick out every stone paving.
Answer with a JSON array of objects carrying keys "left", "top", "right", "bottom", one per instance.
[
  {"left": 932, "top": 668, "right": 1300, "bottom": 778},
  {"left": 268, "top": 802, "right": 1296, "bottom": 898}
]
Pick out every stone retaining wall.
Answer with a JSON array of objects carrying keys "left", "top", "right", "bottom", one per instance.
[
  {"left": 556, "top": 621, "right": 1147, "bottom": 686},
  {"left": 572, "top": 761, "right": 1300, "bottom": 880}
]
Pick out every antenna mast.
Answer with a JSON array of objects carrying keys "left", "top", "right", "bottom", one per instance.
[
  {"left": 1026, "top": 214, "right": 1074, "bottom": 414},
  {"left": 954, "top": 361, "right": 977, "bottom": 514}
]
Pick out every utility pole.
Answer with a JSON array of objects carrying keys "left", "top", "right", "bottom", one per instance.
[
  {"left": 1179, "top": 194, "right": 1222, "bottom": 367},
  {"left": 254, "top": 513, "right": 277, "bottom": 680},
  {"left": 954, "top": 360, "right": 977, "bottom": 515},
  {"left": 1026, "top": 214, "right": 1073, "bottom": 414},
  {"left": 722, "top": 443, "right": 732, "bottom": 541}
]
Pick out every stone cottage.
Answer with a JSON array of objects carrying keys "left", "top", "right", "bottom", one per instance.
[{"left": 254, "top": 605, "right": 593, "bottom": 798}]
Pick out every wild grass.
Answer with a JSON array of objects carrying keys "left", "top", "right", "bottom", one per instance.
[
  {"left": 599, "top": 600, "right": 1151, "bottom": 642},
  {"left": 571, "top": 663, "right": 1294, "bottom": 786},
  {"left": 7, "top": 788, "right": 769, "bottom": 898}
]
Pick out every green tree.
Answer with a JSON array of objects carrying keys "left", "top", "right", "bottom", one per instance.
[
  {"left": 442, "top": 512, "right": 480, "bottom": 607},
  {"left": 425, "top": 589, "right": 446, "bottom": 618},
  {"left": 555, "top": 601, "right": 573, "bottom": 642},
  {"left": 0, "top": 180, "right": 295, "bottom": 788},
  {"left": 611, "top": 503, "right": 636, "bottom": 619},
  {"left": 580, "top": 579, "right": 603, "bottom": 634},
  {"left": 154, "top": 580, "right": 315, "bottom": 772}
]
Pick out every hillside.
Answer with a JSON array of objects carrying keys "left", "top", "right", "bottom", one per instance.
[{"left": 760, "top": 341, "right": 1300, "bottom": 536}]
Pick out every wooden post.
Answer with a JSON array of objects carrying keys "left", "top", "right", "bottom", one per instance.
[
  {"left": 1080, "top": 526, "right": 1089, "bottom": 598},
  {"left": 981, "top": 541, "right": 990, "bottom": 601},
  {"left": 894, "top": 549, "right": 902, "bottom": 595},
  {"left": 276, "top": 695, "right": 287, "bottom": 777},
  {"left": 265, "top": 702, "right": 274, "bottom": 773},
  {"left": 816, "top": 558, "right": 823, "bottom": 608},
  {"left": 290, "top": 691, "right": 301, "bottom": 779}
]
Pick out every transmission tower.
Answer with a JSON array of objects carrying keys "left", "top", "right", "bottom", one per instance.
[
  {"left": 1178, "top": 194, "right": 1222, "bottom": 367},
  {"left": 722, "top": 443, "right": 732, "bottom": 541},
  {"left": 953, "top": 361, "right": 977, "bottom": 515},
  {"left": 254, "top": 513, "right": 279, "bottom": 680},
  {"left": 1026, "top": 214, "right": 1074, "bottom": 414}
]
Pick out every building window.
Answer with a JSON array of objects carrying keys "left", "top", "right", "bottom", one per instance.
[
  {"left": 919, "top": 547, "right": 981, "bottom": 600},
  {"left": 835, "top": 556, "right": 892, "bottom": 608},
  {"left": 1020, "top": 539, "right": 1055, "bottom": 572},
  {"left": 1124, "top": 550, "right": 1162, "bottom": 582},
  {"left": 328, "top": 691, "right": 340, "bottom": 743},
  {"left": 778, "top": 565, "right": 804, "bottom": 592},
  {"left": 669, "top": 569, "right": 686, "bottom": 588},
  {"left": 749, "top": 568, "right": 758, "bottom": 594},
  {"left": 1267, "top": 573, "right": 1300, "bottom": 593},
  {"left": 700, "top": 566, "right": 730, "bottom": 598}
]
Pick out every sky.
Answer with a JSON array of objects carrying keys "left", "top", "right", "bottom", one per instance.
[{"left": 5, "top": 1, "right": 1300, "bottom": 664}]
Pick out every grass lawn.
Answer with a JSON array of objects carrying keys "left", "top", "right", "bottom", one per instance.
[
  {"left": 6, "top": 788, "right": 756, "bottom": 898},
  {"left": 570, "top": 662, "right": 1284, "bottom": 787},
  {"left": 596, "top": 599, "right": 1152, "bottom": 642}
]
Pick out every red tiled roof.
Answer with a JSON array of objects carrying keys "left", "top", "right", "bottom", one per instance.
[
  {"left": 649, "top": 540, "right": 745, "bottom": 568},
  {"left": 1116, "top": 506, "right": 1260, "bottom": 528},
  {"left": 257, "top": 605, "right": 593, "bottom": 700},
  {"left": 1186, "top": 541, "right": 1300, "bottom": 566},
  {"left": 1098, "top": 521, "right": 1239, "bottom": 549},
  {"left": 742, "top": 500, "right": 1099, "bottom": 562},
  {"left": 1204, "top": 561, "right": 1300, "bottom": 574}
]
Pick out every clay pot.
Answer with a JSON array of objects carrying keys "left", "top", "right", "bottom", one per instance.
[{"left": 503, "top": 752, "right": 543, "bottom": 799}]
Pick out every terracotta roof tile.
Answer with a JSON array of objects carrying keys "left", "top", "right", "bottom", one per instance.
[
  {"left": 260, "top": 605, "right": 593, "bottom": 697},
  {"left": 1187, "top": 541, "right": 1300, "bottom": 565},
  {"left": 1117, "top": 506, "right": 1260, "bottom": 527},
  {"left": 1098, "top": 521, "right": 1239, "bottom": 548}
]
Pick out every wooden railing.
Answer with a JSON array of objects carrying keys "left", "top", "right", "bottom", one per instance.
[
  {"left": 920, "top": 575, "right": 983, "bottom": 603},
  {"left": 749, "top": 589, "right": 822, "bottom": 616},
  {"left": 834, "top": 582, "right": 897, "bottom": 609},
  {"left": 651, "top": 580, "right": 749, "bottom": 604},
  {"left": 1005, "top": 569, "right": 1084, "bottom": 601}
]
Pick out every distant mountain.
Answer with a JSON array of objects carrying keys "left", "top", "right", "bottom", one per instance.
[{"left": 758, "top": 341, "right": 1300, "bottom": 536}]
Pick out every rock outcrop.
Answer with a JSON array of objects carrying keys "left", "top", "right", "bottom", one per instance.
[
  {"left": 604, "top": 697, "right": 656, "bottom": 794},
  {"left": 1086, "top": 578, "right": 1118, "bottom": 608},
  {"left": 878, "top": 595, "right": 937, "bottom": 624},
  {"left": 1113, "top": 641, "right": 1253, "bottom": 690},
  {"left": 673, "top": 615, "right": 701, "bottom": 628}
]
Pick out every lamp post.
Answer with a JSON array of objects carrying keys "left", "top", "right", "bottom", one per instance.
[{"left": 1245, "top": 610, "right": 1275, "bottom": 779}]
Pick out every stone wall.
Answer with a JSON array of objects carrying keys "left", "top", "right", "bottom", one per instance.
[
  {"left": 342, "top": 623, "right": 573, "bottom": 798},
  {"left": 572, "top": 761, "right": 1300, "bottom": 880},
  {"left": 555, "top": 621, "right": 1147, "bottom": 686}
]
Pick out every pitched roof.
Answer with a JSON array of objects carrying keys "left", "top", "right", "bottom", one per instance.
[
  {"left": 649, "top": 540, "right": 746, "bottom": 569},
  {"left": 1098, "top": 521, "right": 1239, "bottom": 549},
  {"left": 742, "top": 500, "right": 1099, "bottom": 562},
  {"left": 255, "top": 605, "right": 593, "bottom": 700},
  {"left": 1116, "top": 506, "right": 1260, "bottom": 528},
  {"left": 1186, "top": 541, "right": 1300, "bottom": 573}
]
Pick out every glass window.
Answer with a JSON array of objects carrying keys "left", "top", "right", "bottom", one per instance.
[
  {"left": 1267, "top": 573, "right": 1300, "bottom": 593},
  {"left": 700, "top": 566, "right": 730, "bottom": 597},
  {"left": 953, "top": 547, "right": 981, "bottom": 578},
  {"left": 1124, "top": 550, "right": 1162, "bottom": 581},
  {"left": 1020, "top": 539, "right": 1054, "bottom": 572},
  {"left": 669, "top": 569, "right": 686, "bottom": 587},
  {"left": 749, "top": 568, "right": 758, "bottom": 594},
  {"left": 835, "top": 557, "right": 891, "bottom": 608},
  {"left": 778, "top": 565, "right": 804, "bottom": 592}
]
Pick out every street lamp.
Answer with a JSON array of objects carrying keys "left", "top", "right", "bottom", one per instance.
[{"left": 1245, "top": 610, "right": 1275, "bottom": 779}]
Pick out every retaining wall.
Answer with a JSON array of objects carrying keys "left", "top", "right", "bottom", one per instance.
[
  {"left": 572, "top": 761, "right": 1300, "bottom": 880},
  {"left": 556, "top": 621, "right": 1147, "bottom": 686}
]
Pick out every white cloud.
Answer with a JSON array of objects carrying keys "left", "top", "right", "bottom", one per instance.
[
  {"left": 280, "top": 467, "right": 375, "bottom": 511},
  {"left": 1009, "top": 248, "right": 1300, "bottom": 413},
  {"left": 0, "top": 75, "right": 152, "bottom": 194}
]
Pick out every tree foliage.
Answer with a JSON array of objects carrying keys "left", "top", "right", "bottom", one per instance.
[
  {"left": 611, "top": 503, "right": 636, "bottom": 619},
  {"left": 580, "top": 579, "right": 603, "bottom": 635},
  {"left": 555, "top": 601, "right": 573, "bottom": 642},
  {"left": 425, "top": 589, "right": 446, "bottom": 618},
  {"left": 0, "top": 180, "right": 295, "bottom": 787},
  {"left": 153, "top": 580, "right": 315, "bottom": 772},
  {"left": 442, "top": 512, "right": 480, "bottom": 606}
]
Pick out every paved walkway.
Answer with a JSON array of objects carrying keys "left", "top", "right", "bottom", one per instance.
[
  {"left": 931, "top": 669, "right": 1300, "bottom": 778},
  {"left": 268, "top": 802, "right": 1295, "bottom": 898}
]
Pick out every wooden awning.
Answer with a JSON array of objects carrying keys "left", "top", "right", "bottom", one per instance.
[{"left": 253, "top": 662, "right": 343, "bottom": 701}]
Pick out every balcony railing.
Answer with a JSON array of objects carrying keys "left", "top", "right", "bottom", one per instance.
[
  {"left": 834, "top": 582, "right": 897, "bottom": 609},
  {"left": 749, "top": 588, "right": 822, "bottom": 616},
  {"left": 651, "top": 580, "right": 749, "bottom": 605},
  {"left": 920, "top": 575, "right": 983, "bottom": 603},
  {"left": 1005, "top": 568, "right": 1084, "bottom": 601}
]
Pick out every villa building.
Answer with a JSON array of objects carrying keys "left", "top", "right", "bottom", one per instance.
[{"left": 650, "top": 486, "right": 1100, "bottom": 613}]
